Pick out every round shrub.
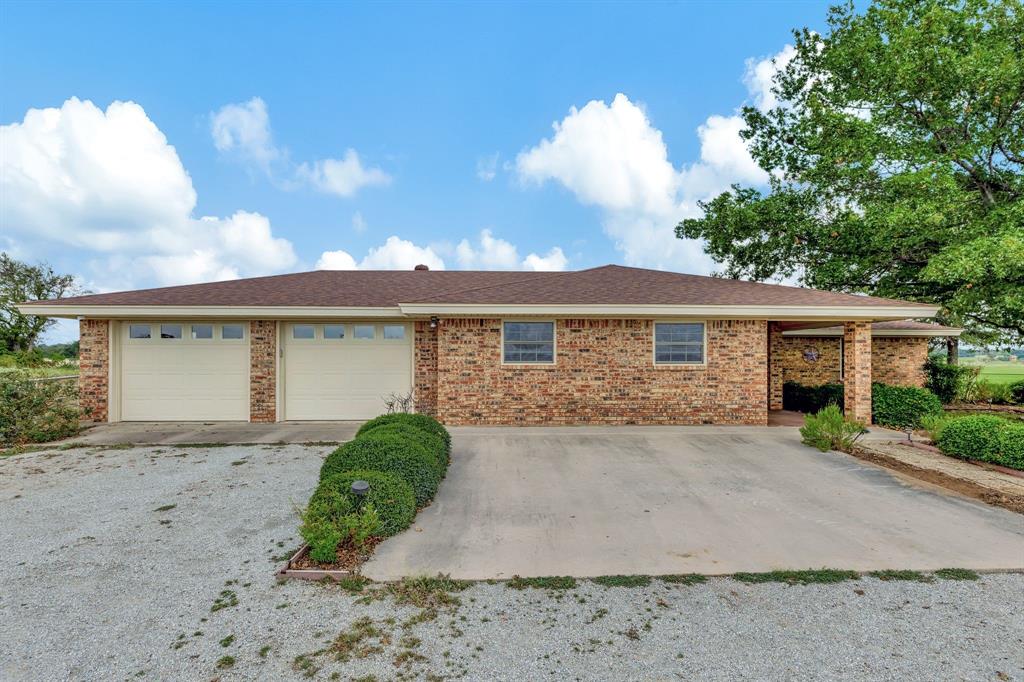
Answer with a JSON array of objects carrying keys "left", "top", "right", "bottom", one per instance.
[
  {"left": 312, "top": 470, "right": 415, "bottom": 537},
  {"left": 1008, "top": 380, "right": 1024, "bottom": 405},
  {"left": 357, "top": 413, "right": 450, "bottom": 453},
  {"left": 996, "top": 423, "right": 1024, "bottom": 470},
  {"left": 871, "top": 383, "right": 942, "bottom": 429},
  {"left": 359, "top": 423, "right": 446, "bottom": 470},
  {"left": 320, "top": 435, "right": 441, "bottom": 506},
  {"left": 936, "top": 415, "right": 1006, "bottom": 462}
]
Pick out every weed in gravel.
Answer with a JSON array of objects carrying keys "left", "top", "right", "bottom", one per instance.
[
  {"left": 732, "top": 569, "right": 859, "bottom": 585},
  {"left": 292, "top": 652, "right": 322, "bottom": 677},
  {"left": 330, "top": 616, "right": 391, "bottom": 662},
  {"left": 402, "top": 608, "right": 439, "bottom": 629},
  {"left": 211, "top": 589, "right": 239, "bottom": 612},
  {"left": 659, "top": 573, "right": 707, "bottom": 586},
  {"left": 592, "top": 575, "right": 652, "bottom": 588},
  {"left": 215, "top": 655, "right": 235, "bottom": 669},
  {"left": 364, "top": 575, "right": 470, "bottom": 609},
  {"left": 219, "top": 634, "right": 234, "bottom": 647},
  {"left": 399, "top": 634, "right": 421, "bottom": 648},
  {"left": 507, "top": 575, "right": 577, "bottom": 590},
  {"left": 230, "top": 460, "right": 246, "bottom": 466},
  {"left": 153, "top": 504, "right": 176, "bottom": 512},
  {"left": 394, "top": 650, "right": 428, "bottom": 668},
  {"left": 934, "top": 568, "right": 980, "bottom": 581},
  {"left": 587, "top": 608, "right": 609, "bottom": 623},
  {"left": 258, "top": 644, "right": 271, "bottom": 658},
  {"left": 869, "top": 570, "right": 932, "bottom": 582},
  {"left": 331, "top": 574, "right": 371, "bottom": 593}
]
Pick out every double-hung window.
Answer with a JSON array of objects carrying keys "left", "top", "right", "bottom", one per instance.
[
  {"left": 502, "top": 321, "right": 555, "bottom": 364},
  {"left": 654, "top": 322, "right": 705, "bottom": 365}
]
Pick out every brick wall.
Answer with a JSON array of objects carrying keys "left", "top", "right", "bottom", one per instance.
[
  {"left": 414, "top": 321, "right": 439, "bottom": 416},
  {"left": 772, "top": 335, "right": 927, "bottom": 388},
  {"left": 79, "top": 319, "right": 109, "bottom": 422},
  {"left": 843, "top": 322, "right": 872, "bottom": 424},
  {"left": 434, "top": 318, "right": 767, "bottom": 425},
  {"left": 249, "top": 320, "right": 277, "bottom": 422}
]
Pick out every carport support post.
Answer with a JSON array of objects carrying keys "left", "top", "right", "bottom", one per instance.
[
  {"left": 768, "top": 322, "right": 784, "bottom": 411},
  {"left": 843, "top": 321, "right": 872, "bottom": 425}
]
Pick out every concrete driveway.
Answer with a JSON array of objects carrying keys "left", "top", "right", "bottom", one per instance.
[
  {"left": 63, "top": 420, "right": 361, "bottom": 445},
  {"left": 363, "top": 426, "right": 1024, "bottom": 580}
]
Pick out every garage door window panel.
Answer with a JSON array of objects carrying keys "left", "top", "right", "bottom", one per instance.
[
  {"left": 324, "top": 324, "right": 346, "bottom": 340},
  {"left": 383, "top": 325, "right": 406, "bottom": 340},
  {"left": 160, "top": 324, "right": 182, "bottom": 339},
  {"left": 354, "top": 325, "right": 375, "bottom": 340},
  {"left": 654, "top": 322, "right": 705, "bottom": 365},
  {"left": 191, "top": 324, "right": 213, "bottom": 340},
  {"left": 503, "top": 322, "right": 555, "bottom": 364},
  {"left": 221, "top": 324, "right": 245, "bottom": 340},
  {"left": 292, "top": 324, "right": 316, "bottom": 340},
  {"left": 129, "top": 324, "right": 151, "bottom": 340}
]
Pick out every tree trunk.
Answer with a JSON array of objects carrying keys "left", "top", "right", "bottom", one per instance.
[{"left": 946, "top": 337, "right": 959, "bottom": 365}]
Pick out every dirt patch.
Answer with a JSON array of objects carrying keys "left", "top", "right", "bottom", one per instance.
[
  {"left": 288, "top": 538, "right": 381, "bottom": 573},
  {"left": 849, "top": 445, "right": 1024, "bottom": 515}
]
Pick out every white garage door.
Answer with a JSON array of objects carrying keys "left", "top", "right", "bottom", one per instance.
[
  {"left": 120, "top": 322, "right": 249, "bottom": 421},
  {"left": 284, "top": 322, "right": 412, "bottom": 420}
]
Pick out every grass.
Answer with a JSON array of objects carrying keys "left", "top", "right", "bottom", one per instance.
[
  {"left": 362, "top": 575, "right": 471, "bottom": 609},
  {"left": 732, "top": 569, "right": 859, "bottom": 585},
  {"left": 659, "top": 573, "right": 707, "bottom": 586},
  {"left": 868, "top": 569, "right": 931, "bottom": 582},
  {"left": 961, "top": 359, "right": 1024, "bottom": 386},
  {"left": 507, "top": 575, "right": 577, "bottom": 590},
  {"left": 591, "top": 574, "right": 652, "bottom": 588},
  {"left": 215, "top": 655, "right": 235, "bottom": 669},
  {"left": 934, "top": 567, "right": 980, "bottom": 581}
]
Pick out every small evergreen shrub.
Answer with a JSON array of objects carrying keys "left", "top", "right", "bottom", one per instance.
[
  {"left": 299, "top": 492, "right": 381, "bottom": 563},
  {"left": 1009, "top": 380, "right": 1024, "bottom": 405},
  {"left": 937, "top": 415, "right": 1006, "bottom": 463},
  {"left": 357, "top": 412, "right": 450, "bottom": 454},
  {"left": 0, "top": 372, "right": 80, "bottom": 446},
  {"left": 871, "top": 383, "right": 942, "bottom": 429},
  {"left": 996, "top": 423, "right": 1024, "bottom": 470},
  {"left": 320, "top": 435, "right": 441, "bottom": 506},
  {"left": 783, "top": 381, "right": 845, "bottom": 413},
  {"left": 924, "top": 356, "right": 977, "bottom": 404},
  {"left": 919, "top": 413, "right": 950, "bottom": 442},
  {"left": 358, "top": 423, "right": 446, "bottom": 470},
  {"left": 313, "top": 470, "right": 416, "bottom": 536},
  {"left": 799, "top": 404, "right": 868, "bottom": 452}
]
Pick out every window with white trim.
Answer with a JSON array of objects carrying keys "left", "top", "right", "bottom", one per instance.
[
  {"left": 324, "top": 324, "right": 346, "bottom": 339},
  {"left": 222, "top": 324, "right": 245, "bottom": 340},
  {"left": 191, "top": 324, "right": 213, "bottom": 339},
  {"left": 503, "top": 321, "right": 554, "bottom": 364},
  {"left": 353, "top": 324, "right": 375, "bottom": 340},
  {"left": 129, "top": 324, "right": 151, "bottom": 339},
  {"left": 160, "top": 324, "right": 182, "bottom": 339},
  {"left": 383, "top": 325, "right": 405, "bottom": 340},
  {"left": 654, "top": 322, "right": 705, "bottom": 364},
  {"left": 292, "top": 324, "right": 315, "bottom": 339}
]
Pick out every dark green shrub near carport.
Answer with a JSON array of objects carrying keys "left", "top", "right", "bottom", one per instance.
[
  {"left": 320, "top": 435, "right": 442, "bottom": 506},
  {"left": 312, "top": 470, "right": 416, "bottom": 536},
  {"left": 357, "top": 412, "right": 451, "bottom": 454},
  {"left": 870, "top": 383, "right": 942, "bottom": 429},
  {"left": 358, "top": 422, "right": 447, "bottom": 469},
  {"left": 936, "top": 414, "right": 1023, "bottom": 471}
]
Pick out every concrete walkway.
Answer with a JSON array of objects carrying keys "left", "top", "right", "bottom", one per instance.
[
  {"left": 363, "top": 425, "right": 1024, "bottom": 580},
  {"left": 64, "top": 420, "right": 361, "bottom": 445}
]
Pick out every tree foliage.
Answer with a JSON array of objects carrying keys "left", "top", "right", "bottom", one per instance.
[
  {"left": 678, "top": 0, "right": 1024, "bottom": 345},
  {"left": 0, "top": 253, "right": 84, "bottom": 352}
]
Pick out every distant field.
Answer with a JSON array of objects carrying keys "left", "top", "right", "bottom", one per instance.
[{"left": 960, "top": 359, "right": 1024, "bottom": 386}]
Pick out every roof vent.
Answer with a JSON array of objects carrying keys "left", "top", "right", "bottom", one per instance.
[{"left": 414, "top": 264, "right": 430, "bottom": 271}]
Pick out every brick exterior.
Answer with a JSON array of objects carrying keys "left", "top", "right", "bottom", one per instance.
[
  {"left": 768, "top": 323, "right": 784, "bottom": 410},
  {"left": 843, "top": 322, "right": 872, "bottom": 424},
  {"left": 414, "top": 321, "right": 439, "bottom": 416},
  {"left": 249, "top": 320, "right": 277, "bottom": 423},
  {"left": 772, "top": 335, "right": 928, "bottom": 389},
  {"left": 434, "top": 318, "right": 767, "bottom": 425},
  {"left": 78, "top": 319, "right": 109, "bottom": 422}
]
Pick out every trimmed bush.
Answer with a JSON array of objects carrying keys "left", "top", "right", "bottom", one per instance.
[
  {"left": 1009, "top": 380, "right": 1024, "bottom": 405},
  {"left": 783, "top": 381, "right": 844, "bottom": 413},
  {"left": 357, "top": 412, "right": 450, "bottom": 454},
  {"left": 358, "top": 423, "right": 446, "bottom": 470},
  {"left": 996, "top": 423, "right": 1024, "bottom": 470},
  {"left": 313, "top": 470, "right": 415, "bottom": 536},
  {"left": 937, "top": 415, "right": 1006, "bottom": 462},
  {"left": 0, "top": 372, "right": 80, "bottom": 446},
  {"left": 919, "top": 413, "right": 950, "bottom": 442},
  {"left": 320, "top": 435, "right": 441, "bottom": 506},
  {"left": 871, "top": 383, "right": 942, "bottom": 429},
  {"left": 799, "top": 404, "right": 868, "bottom": 452},
  {"left": 924, "top": 356, "right": 977, "bottom": 404}
]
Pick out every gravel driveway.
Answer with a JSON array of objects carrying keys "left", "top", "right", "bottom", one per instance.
[{"left": 1, "top": 443, "right": 1022, "bottom": 681}]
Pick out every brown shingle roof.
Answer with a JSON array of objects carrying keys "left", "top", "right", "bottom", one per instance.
[{"left": 27, "top": 264, "right": 933, "bottom": 309}]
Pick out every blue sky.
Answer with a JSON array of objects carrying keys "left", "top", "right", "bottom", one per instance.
[{"left": 1, "top": 1, "right": 830, "bottom": 341}]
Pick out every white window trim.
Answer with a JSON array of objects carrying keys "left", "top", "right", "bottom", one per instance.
[
  {"left": 322, "top": 323, "right": 347, "bottom": 341},
  {"left": 652, "top": 320, "right": 708, "bottom": 367},
  {"left": 352, "top": 323, "right": 377, "bottom": 341},
  {"left": 382, "top": 324, "right": 408, "bottom": 341},
  {"left": 501, "top": 319, "right": 557, "bottom": 366},
  {"left": 290, "top": 323, "right": 318, "bottom": 341}
]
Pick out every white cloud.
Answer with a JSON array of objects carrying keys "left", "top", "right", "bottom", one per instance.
[
  {"left": 743, "top": 44, "right": 797, "bottom": 112},
  {"left": 209, "top": 97, "right": 279, "bottom": 170},
  {"left": 1, "top": 97, "right": 297, "bottom": 289},
  {"left": 476, "top": 152, "right": 499, "bottom": 181},
  {"left": 211, "top": 98, "right": 390, "bottom": 198},
  {"left": 295, "top": 150, "right": 391, "bottom": 198},
  {"left": 455, "top": 229, "right": 568, "bottom": 271},
  {"left": 317, "top": 236, "right": 445, "bottom": 271},
  {"left": 351, "top": 211, "right": 367, "bottom": 233},
  {"left": 315, "top": 249, "right": 359, "bottom": 270}
]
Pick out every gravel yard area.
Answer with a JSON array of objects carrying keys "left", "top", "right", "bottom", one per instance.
[{"left": 1, "top": 443, "right": 1022, "bottom": 681}]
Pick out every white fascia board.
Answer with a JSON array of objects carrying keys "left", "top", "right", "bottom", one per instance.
[
  {"left": 397, "top": 303, "right": 940, "bottom": 320},
  {"left": 14, "top": 304, "right": 406, "bottom": 319},
  {"left": 783, "top": 327, "right": 962, "bottom": 338}
]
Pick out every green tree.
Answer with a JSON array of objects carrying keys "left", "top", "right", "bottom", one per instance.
[
  {"left": 678, "top": 0, "right": 1024, "bottom": 346},
  {"left": 0, "top": 253, "right": 84, "bottom": 352}
]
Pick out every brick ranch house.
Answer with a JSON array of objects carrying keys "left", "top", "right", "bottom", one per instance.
[{"left": 21, "top": 265, "right": 960, "bottom": 426}]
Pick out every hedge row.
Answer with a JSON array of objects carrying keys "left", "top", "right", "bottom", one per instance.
[
  {"left": 936, "top": 415, "right": 1024, "bottom": 471},
  {"left": 783, "top": 381, "right": 942, "bottom": 429},
  {"left": 300, "top": 413, "right": 451, "bottom": 562}
]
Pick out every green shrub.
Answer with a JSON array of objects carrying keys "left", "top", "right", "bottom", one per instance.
[
  {"left": 320, "top": 435, "right": 441, "bottom": 506},
  {"left": 783, "top": 381, "right": 844, "bottom": 413},
  {"left": 919, "top": 413, "right": 950, "bottom": 442},
  {"left": 799, "top": 404, "right": 868, "bottom": 452},
  {"left": 358, "top": 423, "right": 446, "bottom": 470},
  {"left": 313, "top": 470, "right": 415, "bottom": 537},
  {"left": 1009, "top": 380, "right": 1024, "bottom": 405},
  {"left": 924, "top": 356, "right": 977, "bottom": 404},
  {"left": 996, "top": 423, "right": 1024, "bottom": 470},
  {"left": 299, "top": 488, "right": 381, "bottom": 563},
  {"left": 937, "top": 415, "right": 1006, "bottom": 462},
  {"left": 0, "top": 372, "right": 80, "bottom": 446},
  {"left": 871, "top": 383, "right": 942, "bottom": 429},
  {"left": 357, "top": 412, "right": 450, "bottom": 454}
]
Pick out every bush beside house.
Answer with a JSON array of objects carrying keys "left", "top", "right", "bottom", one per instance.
[
  {"left": 1, "top": 371, "right": 80, "bottom": 447},
  {"left": 298, "top": 412, "right": 450, "bottom": 565},
  {"left": 936, "top": 415, "right": 1023, "bottom": 471},
  {"left": 783, "top": 380, "right": 942, "bottom": 429}
]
